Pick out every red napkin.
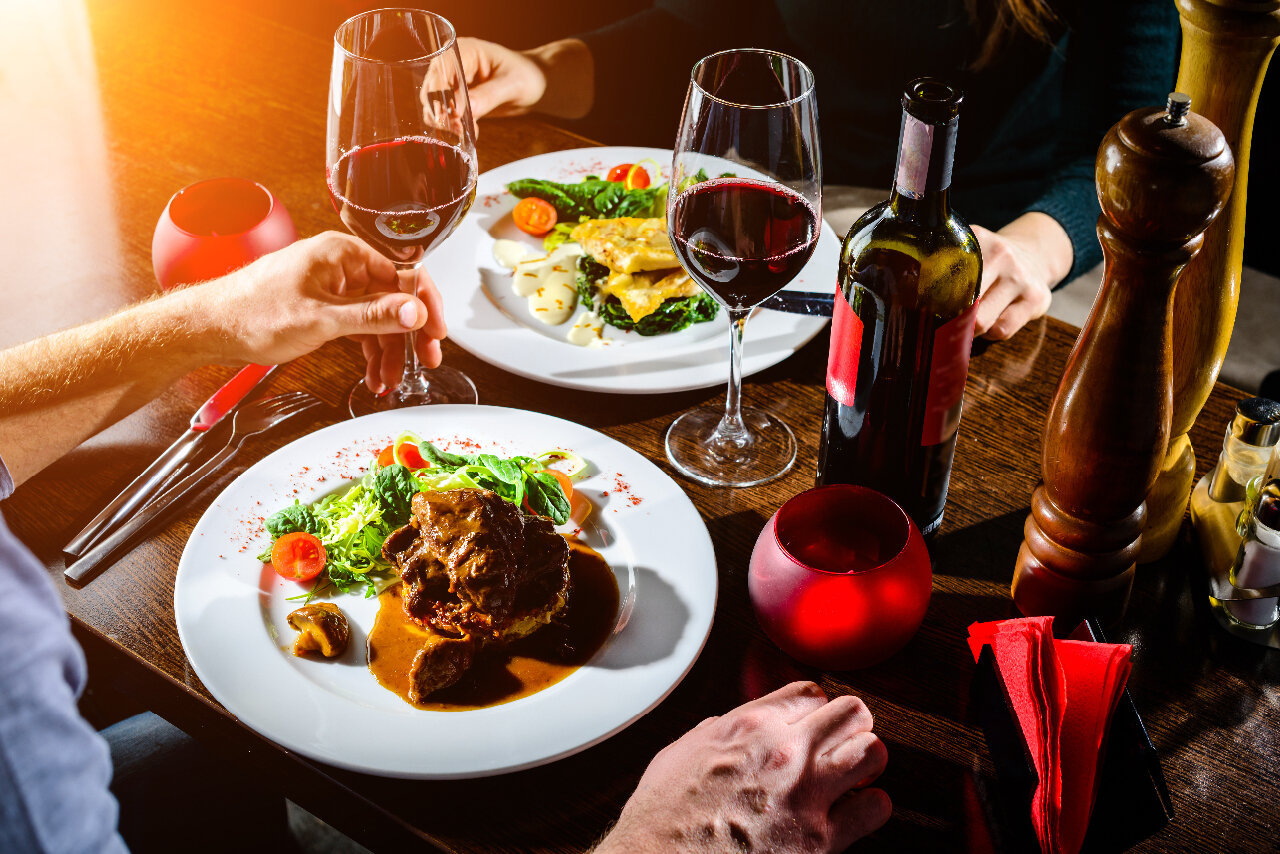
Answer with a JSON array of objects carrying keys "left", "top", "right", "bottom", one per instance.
[{"left": 968, "top": 618, "right": 1132, "bottom": 854}]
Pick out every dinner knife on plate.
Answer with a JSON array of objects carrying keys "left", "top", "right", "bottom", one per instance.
[
  {"left": 62, "top": 363, "right": 276, "bottom": 557},
  {"left": 760, "top": 291, "right": 835, "bottom": 317}
]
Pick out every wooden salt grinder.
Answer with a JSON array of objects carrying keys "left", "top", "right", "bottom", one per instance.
[
  {"left": 1012, "top": 96, "right": 1234, "bottom": 625},
  {"left": 1142, "top": 0, "right": 1280, "bottom": 562}
]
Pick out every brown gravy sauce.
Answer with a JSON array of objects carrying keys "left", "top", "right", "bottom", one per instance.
[{"left": 367, "top": 537, "right": 619, "bottom": 711}]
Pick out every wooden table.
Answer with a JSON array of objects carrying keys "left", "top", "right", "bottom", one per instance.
[{"left": 3, "top": 2, "right": 1277, "bottom": 851}]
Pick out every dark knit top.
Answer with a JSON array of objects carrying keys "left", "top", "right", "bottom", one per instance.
[{"left": 574, "top": 0, "right": 1179, "bottom": 284}]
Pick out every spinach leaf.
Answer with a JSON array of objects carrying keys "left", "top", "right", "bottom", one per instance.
[
  {"left": 265, "top": 502, "right": 321, "bottom": 539},
  {"left": 508, "top": 176, "right": 670, "bottom": 221},
  {"left": 525, "top": 471, "right": 571, "bottom": 525},
  {"left": 505, "top": 179, "right": 583, "bottom": 218},
  {"left": 577, "top": 254, "right": 719, "bottom": 335},
  {"left": 418, "top": 441, "right": 473, "bottom": 469},
  {"left": 614, "top": 185, "right": 667, "bottom": 218},
  {"left": 374, "top": 464, "right": 417, "bottom": 527}
]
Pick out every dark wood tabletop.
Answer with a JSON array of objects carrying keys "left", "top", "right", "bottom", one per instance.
[{"left": 2, "top": 1, "right": 1276, "bottom": 852}]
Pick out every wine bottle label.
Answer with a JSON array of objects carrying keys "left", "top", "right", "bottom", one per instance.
[
  {"left": 826, "top": 288, "right": 864, "bottom": 406},
  {"left": 921, "top": 301, "right": 977, "bottom": 446}
]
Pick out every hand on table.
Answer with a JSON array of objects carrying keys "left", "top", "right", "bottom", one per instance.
[
  {"left": 972, "top": 212, "right": 1072, "bottom": 341},
  {"left": 594, "top": 682, "right": 891, "bottom": 854},
  {"left": 458, "top": 36, "right": 594, "bottom": 123},
  {"left": 201, "top": 231, "right": 447, "bottom": 393}
]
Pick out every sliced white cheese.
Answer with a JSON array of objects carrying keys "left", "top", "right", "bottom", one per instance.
[
  {"left": 492, "top": 239, "right": 535, "bottom": 269},
  {"left": 567, "top": 311, "right": 608, "bottom": 348},
  {"left": 511, "top": 243, "right": 582, "bottom": 326}
]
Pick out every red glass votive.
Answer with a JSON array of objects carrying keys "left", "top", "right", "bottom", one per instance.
[
  {"left": 152, "top": 177, "right": 297, "bottom": 290},
  {"left": 748, "top": 484, "right": 932, "bottom": 669}
]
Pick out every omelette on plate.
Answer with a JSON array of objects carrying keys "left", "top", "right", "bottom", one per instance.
[{"left": 570, "top": 217, "right": 719, "bottom": 336}]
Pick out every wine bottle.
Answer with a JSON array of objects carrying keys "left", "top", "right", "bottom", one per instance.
[{"left": 817, "top": 78, "right": 982, "bottom": 537}]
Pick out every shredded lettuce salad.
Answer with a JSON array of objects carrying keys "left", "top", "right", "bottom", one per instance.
[{"left": 257, "top": 433, "right": 587, "bottom": 599}]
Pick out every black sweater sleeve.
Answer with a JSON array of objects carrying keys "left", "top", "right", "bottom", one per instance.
[
  {"left": 574, "top": 0, "right": 771, "bottom": 147},
  {"left": 1024, "top": 0, "right": 1179, "bottom": 285}
]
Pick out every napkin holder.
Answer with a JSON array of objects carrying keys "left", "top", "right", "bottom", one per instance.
[{"left": 971, "top": 618, "right": 1174, "bottom": 852}]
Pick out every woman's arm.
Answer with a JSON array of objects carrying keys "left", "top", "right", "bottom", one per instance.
[{"left": 974, "top": 0, "right": 1180, "bottom": 339}]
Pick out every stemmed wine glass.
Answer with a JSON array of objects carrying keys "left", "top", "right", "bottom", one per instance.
[
  {"left": 327, "top": 8, "right": 478, "bottom": 415},
  {"left": 666, "top": 49, "right": 821, "bottom": 487}
]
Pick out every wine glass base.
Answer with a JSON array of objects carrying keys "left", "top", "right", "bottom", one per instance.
[
  {"left": 665, "top": 406, "right": 796, "bottom": 488},
  {"left": 348, "top": 367, "right": 478, "bottom": 417}
]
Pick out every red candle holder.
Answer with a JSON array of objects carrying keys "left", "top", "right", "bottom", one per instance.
[
  {"left": 152, "top": 177, "right": 296, "bottom": 290},
  {"left": 748, "top": 484, "right": 932, "bottom": 669}
]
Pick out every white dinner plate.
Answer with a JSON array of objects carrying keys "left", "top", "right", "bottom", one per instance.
[
  {"left": 174, "top": 406, "right": 717, "bottom": 779},
  {"left": 430, "top": 146, "right": 835, "bottom": 394}
]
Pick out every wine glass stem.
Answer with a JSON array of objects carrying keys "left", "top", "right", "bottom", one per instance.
[
  {"left": 397, "top": 262, "right": 430, "bottom": 400},
  {"left": 712, "top": 308, "right": 752, "bottom": 452}
]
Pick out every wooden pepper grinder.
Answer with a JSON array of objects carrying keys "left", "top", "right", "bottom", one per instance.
[
  {"left": 1012, "top": 95, "right": 1234, "bottom": 625},
  {"left": 1142, "top": 0, "right": 1280, "bottom": 562}
]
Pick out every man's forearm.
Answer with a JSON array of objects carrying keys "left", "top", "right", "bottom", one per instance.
[{"left": 0, "top": 287, "right": 220, "bottom": 486}]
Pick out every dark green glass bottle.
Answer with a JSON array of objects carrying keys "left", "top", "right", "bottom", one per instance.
[{"left": 817, "top": 78, "right": 982, "bottom": 536}]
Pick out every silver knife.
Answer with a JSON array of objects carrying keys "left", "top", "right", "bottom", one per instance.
[
  {"left": 64, "top": 392, "right": 324, "bottom": 587},
  {"left": 62, "top": 363, "right": 275, "bottom": 557},
  {"left": 760, "top": 290, "right": 835, "bottom": 316}
]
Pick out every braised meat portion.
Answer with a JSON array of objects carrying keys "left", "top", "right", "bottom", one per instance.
[{"left": 382, "top": 488, "right": 571, "bottom": 644}]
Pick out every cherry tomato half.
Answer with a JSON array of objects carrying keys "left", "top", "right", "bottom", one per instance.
[
  {"left": 395, "top": 442, "right": 428, "bottom": 470},
  {"left": 378, "top": 442, "right": 429, "bottom": 469},
  {"left": 512, "top": 197, "right": 558, "bottom": 236},
  {"left": 623, "top": 163, "right": 651, "bottom": 190},
  {"left": 606, "top": 163, "right": 633, "bottom": 182},
  {"left": 271, "top": 532, "right": 327, "bottom": 582}
]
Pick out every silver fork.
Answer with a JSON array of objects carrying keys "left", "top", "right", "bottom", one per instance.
[{"left": 65, "top": 392, "right": 326, "bottom": 586}]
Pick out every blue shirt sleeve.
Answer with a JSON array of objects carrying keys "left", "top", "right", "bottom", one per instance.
[{"left": 0, "top": 454, "right": 127, "bottom": 853}]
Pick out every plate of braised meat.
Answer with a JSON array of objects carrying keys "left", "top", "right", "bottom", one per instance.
[{"left": 173, "top": 405, "right": 717, "bottom": 779}]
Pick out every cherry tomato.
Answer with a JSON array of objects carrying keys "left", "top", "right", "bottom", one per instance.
[
  {"left": 606, "top": 163, "right": 634, "bottom": 182},
  {"left": 377, "top": 445, "right": 396, "bottom": 467},
  {"left": 395, "top": 442, "right": 428, "bottom": 470},
  {"left": 271, "top": 532, "right": 327, "bottom": 582},
  {"left": 623, "top": 163, "right": 651, "bottom": 190},
  {"left": 512, "top": 197, "right": 557, "bottom": 236}
]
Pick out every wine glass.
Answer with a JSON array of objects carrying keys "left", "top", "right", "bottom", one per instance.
[
  {"left": 327, "top": 8, "right": 478, "bottom": 415},
  {"left": 748, "top": 485, "right": 932, "bottom": 669},
  {"left": 665, "top": 49, "right": 821, "bottom": 487},
  {"left": 152, "top": 177, "right": 297, "bottom": 290}
]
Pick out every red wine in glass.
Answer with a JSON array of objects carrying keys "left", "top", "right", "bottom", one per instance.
[
  {"left": 664, "top": 48, "right": 821, "bottom": 488},
  {"left": 669, "top": 178, "right": 818, "bottom": 308},
  {"left": 327, "top": 136, "right": 475, "bottom": 267}
]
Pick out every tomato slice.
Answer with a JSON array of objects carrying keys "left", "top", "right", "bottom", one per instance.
[
  {"left": 271, "top": 532, "right": 327, "bottom": 582},
  {"left": 377, "top": 445, "right": 396, "bottom": 467},
  {"left": 623, "top": 163, "right": 651, "bottom": 190},
  {"left": 512, "top": 197, "right": 558, "bottom": 236},
  {"left": 395, "top": 442, "right": 428, "bottom": 470},
  {"left": 606, "top": 163, "right": 633, "bottom": 182}
]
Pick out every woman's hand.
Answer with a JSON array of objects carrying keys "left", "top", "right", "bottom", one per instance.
[
  {"left": 972, "top": 212, "right": 1072, "bottom": 340},
  {"left": 457, "top": 37, "right": 594, "bottom": 123}
]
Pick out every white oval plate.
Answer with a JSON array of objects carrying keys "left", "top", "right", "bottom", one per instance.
[
  {"left": 430, "top": 146, "right": 834, "bottom": 394},
  {"left": 174, "top": 406, "right": 717, "bottom": 779}
]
